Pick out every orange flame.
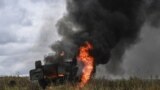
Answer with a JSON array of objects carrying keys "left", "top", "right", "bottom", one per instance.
[{"left": 77, "top": 42, "right": 94, "bottom": 88}]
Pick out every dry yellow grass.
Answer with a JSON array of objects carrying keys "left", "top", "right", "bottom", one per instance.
[{"left": 0, "top": 76, "right": 160, "bottom": 90}]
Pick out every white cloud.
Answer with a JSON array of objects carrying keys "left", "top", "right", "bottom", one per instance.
[{"left": 0, "top": 0, "right": 66, "bottom": 75}]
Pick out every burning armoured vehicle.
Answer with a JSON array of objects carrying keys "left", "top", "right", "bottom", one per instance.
[
  {"left": 30, "top": 42, "right": 95, "bottom": 89},
  {"left": 30, "top": 53, "right": 79, "bottom": 89}
]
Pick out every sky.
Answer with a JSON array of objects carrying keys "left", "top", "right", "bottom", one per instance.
[
  {"left": 0, "top": 0, "right": 160, "bottom": 78},
  {"left": 0, "top": 0, "right": 66, "bottom": 75}
]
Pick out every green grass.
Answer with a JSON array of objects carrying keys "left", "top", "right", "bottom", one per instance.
[{"left": 0, "top": 76, "right": 160, "bottom": 90}]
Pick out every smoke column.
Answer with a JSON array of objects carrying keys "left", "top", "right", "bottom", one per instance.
[{"left": 51, "top": 0, "right": 160, "bottom": 75}]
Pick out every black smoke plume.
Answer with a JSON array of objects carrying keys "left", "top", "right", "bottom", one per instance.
[{"left": 51, "top": 0, "right": 160, "bottom": 74}]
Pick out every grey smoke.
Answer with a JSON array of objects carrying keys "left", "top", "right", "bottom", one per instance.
[
  {"left": 123, "top": 23, "right": 160, "bottom": 78},
  {"left": 146, "top": 0, "right": 160, "bottom": 28}
]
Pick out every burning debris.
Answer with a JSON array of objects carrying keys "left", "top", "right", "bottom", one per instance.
[
  {"left": 29, "top": 42, "right": 94, "bottom": 89},
  {"left": 30, "top": 0, "right": 160, "bottom": 89}
]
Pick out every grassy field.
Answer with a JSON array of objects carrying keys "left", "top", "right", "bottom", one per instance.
[{"left": 0, "top": 76, "right": 160, "bottom": 90}]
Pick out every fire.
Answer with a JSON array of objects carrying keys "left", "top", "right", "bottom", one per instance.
[{"left": 77, "top": 42, "right": 94, "bottom": 88}]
